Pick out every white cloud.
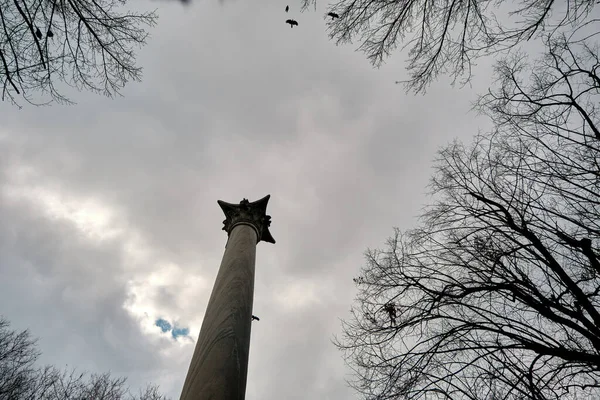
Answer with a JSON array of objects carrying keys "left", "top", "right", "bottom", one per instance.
[
  {"left": 3, "top": 184, "right": 122, "bottom": 242},
  {"left": 1, "top": 163, "right": 205, "bottom": 348},
  {"left": 273, "top": 278, "right": 322, "bottom": 311}
]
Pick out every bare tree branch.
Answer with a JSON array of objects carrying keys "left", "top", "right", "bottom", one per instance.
[
  {"left": 303, "top": 0, "right": 598, "bottom": 93},
  {"left": 0, "top": 316, "right": 171, "bottom": 400},
  {"left": 0, "top": 0, "right": 157, "bottom": 106}
]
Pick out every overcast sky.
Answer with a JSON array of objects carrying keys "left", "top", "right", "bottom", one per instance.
[{"left": 0, "top": 0, "right": 500, "bottom": 398}]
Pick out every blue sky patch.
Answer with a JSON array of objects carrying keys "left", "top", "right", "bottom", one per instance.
[
  {"left": 172, "top": 327, "right": 190, "bottom": 339},
  {"left": 155, "top": 318, "right": 172, "bottom": 333},
  {"left": 155, "top": 318, "right": 190, "bottom": 340}
]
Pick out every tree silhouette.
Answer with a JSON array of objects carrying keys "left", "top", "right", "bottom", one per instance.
[
  {"left": 0, "top": 0, "right": 157, "bottom": 107},
  {"left": 302, "top": 0, "right": 598, "bottom": 94},
  {"left": 335, "top": 30, "right": 600, "bottom": 400},
  {"left": 0, "top": 317, "right": 170, "bottom": 399}
]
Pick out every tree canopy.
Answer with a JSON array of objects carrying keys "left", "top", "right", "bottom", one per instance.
[
  {"left": 0, "top": 0, "right": 157, "bottom": 106},
  {"left": 306, "top": 0, "right": 598, "bottom": 93},
  {"left": 0, "top": 317, "right": 170, "bottom": 399},
  {"left": 335, "top": 26, "right": 600, "bottom": 399}
]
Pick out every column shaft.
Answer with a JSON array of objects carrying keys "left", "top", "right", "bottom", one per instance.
[{"left": 180, "top": 224, "right": 257, "bottom": 400}]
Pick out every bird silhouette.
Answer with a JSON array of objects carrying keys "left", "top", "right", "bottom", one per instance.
[
  {"left": 47, "top": 29, "right": 54, "bottom": 38},
  {"left": 383, "top": 303, "right": 396, "bottom": 326},
  {"left": 327, "top": 12, "right": 340, "bottom": 20},
  {"left": 285, "top": 19, "right": 298, "bottom": 28},
  {"left": 285, "top": 5, "right": 289, "bottom": 12},
  {"left": 252, "top": 315, "right": 260, "bottom": 321},
  {"left": 35, "top": 27, "right": 42, "bottom": 40}
]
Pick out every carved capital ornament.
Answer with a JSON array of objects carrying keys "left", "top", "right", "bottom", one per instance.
[{"left": 217, "top": 195, "right": 276, "bottom": 244}]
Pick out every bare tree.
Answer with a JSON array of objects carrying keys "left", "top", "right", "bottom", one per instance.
[
  {"left": 0, "top": 317, "right": 171, "bottom": 399},
  {"left": 0, "top": 0, "right": 157, "bottom": 107},
  {"left": 335, "top": 31, "right": 600, "bottom": 400},
  {"left": 0, "top": 317, "right": 40, "bottom": 398},
  {"left": 302, "top": 0, "right": 598, "bottom": 93}
]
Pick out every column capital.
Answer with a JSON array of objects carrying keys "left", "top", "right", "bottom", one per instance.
[{"left": 217, "top": 195, "right": 275, "bottom": 244}]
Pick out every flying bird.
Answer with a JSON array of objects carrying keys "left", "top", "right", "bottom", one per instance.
[
  {"left": 327, "top": 12, "right": 340, "bottom": 20},
  {"left": 285, "top": 19, "right": 298, "bottom": 28},
  {"left": 285, "top": 5, "right": 289, "bottom": 12},
  {"left": 252, "top": 315, "right": 260, "bottom": 321},
  {"left": 35, "top": 27, "right": 42, "bottom": 40}
]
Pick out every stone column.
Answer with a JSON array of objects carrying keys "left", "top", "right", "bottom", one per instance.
[{"left": 179, "top": 195, "right": 275, "bottom": 400}]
